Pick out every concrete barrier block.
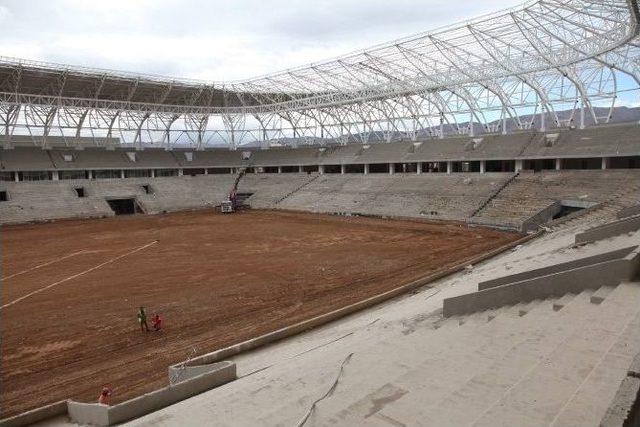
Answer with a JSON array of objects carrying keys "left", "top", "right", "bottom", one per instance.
[
  {"left": 478, "top": 246, "right": 637, "bottom": 291},
  {"left": 0, "top": 401, "right": 68, "bottom": 427},
  {"left": 444, "top": 257, "right": 634, "bottom": 317},
  {"left": 576, "top": 215, "right": 640, "bottom": 244},
  {"left": 618, "top": 204, "right": 640, "bottom": 220},
  {"left": 67, "top": 401, "right": 109, "bottom": 427},
  {"left": 600, "top": 376, "right": 640, "bottom": 427}
]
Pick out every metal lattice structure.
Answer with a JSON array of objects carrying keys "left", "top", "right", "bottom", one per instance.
[{"left": 1, "top": 0, "right": 639, "bottom": 149}]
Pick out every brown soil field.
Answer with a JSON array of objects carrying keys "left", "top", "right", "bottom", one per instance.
[{"left": 0, "top": 209, "right": 520, "bottom": 417}]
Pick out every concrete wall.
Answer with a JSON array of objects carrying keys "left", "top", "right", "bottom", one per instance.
[
  {"left": 443, "top": 246, "right": 640, "bottom": 317},
  {"left": 521, "top": 201, "right": 561, "bottom": 232},
  {"left": 0, "top": 401, "right": 67, "bottom": 427},
  {"left": 67, "top": 363, "right": 236, "bottom": 426},
  {"left": 478, "top": 246, "right": 638, "bottom": 290},
  {"left": 575, "top": 215, "right": 640, "bottom": 244},
  {"left": 600, "top": 352, "right": 640, "bottom": 427},
  {"left": 619, "top": 204, "right": 640, "bottom": 219}
]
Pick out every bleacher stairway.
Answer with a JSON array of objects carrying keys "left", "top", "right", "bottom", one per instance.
[{"left": 312, "top": 282, "right": 640, "bottom": 426}]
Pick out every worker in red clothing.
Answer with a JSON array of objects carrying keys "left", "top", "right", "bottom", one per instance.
[
  {"left": 152, "top": 313, "right": 163, "bottom": 331},
  {"left": 98, "top": 386, "right": 112, "bottom": 405}
]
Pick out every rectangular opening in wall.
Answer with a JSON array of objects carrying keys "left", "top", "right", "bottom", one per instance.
[
  {"left": 302, "top": 165, "right": 318, "bottom": 173},
  {"left": 19, "top": 171, "right": 52, "bottom": 181},
  {"left": 561, "top": 158, "right": 601, "bottom": 170},
  {"left": 281, "top": 166, "right": 299, "bottom": 173},
  {"left": 0, "top": 190, "right": 8, "bottom": 202},
  {"left": 94, "top": 170, "right": 121, "bottom": 179},
  {"left": 74, "top": 187, "right": 86, "bottom": 198},
  {"left": 106, "top": 198, "right": 141, "bottom": 215},
  {"left": 324, "top": 164, "right": 341, "bottom": 174},
  {"left": 124, "top": 169, "right": 151, "bottom": 178},
  {"left": 523, "top": 159, "right": 556, "bottom": 172},
  {"left": 59, "top": 170, "right": 89, "bottom": 180},
  {"left": 155, "top": 169, "right": 179, "bottom": 177},
  {"left": 184, "top": 168, "right": 205, "bottom": 176},
  {"left": 208, "top": 168, "right": 232, "bottom": 174},
  {"left": 551, "top": 200, "right": 596, "bottom": 220},
  {"left": 0, "top": 172, "right": 14, "bottom": 182},
  {"left": 369, "top": 163, "right": 389, "bottom": 173},
  {"left": 422, "top": 162, "right": 446, "bottom": 173},
  {"left": 608, "top": 156, "right": 640, "bottom": 169},
  {"left": 344, "top": 164, "right": 364, "bottom": 173},
  {"left": 486, "top": 160, "right": 515, "bottom": 172},
  {"left": 141, "top": 184, "right": 153, "bottom": 195}
]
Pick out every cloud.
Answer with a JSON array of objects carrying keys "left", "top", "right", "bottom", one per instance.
[{"left": 0, "top": 0, "right": 522, "bottom": 80}]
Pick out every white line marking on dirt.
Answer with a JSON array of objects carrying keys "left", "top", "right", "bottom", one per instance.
[
  {"left": 1, "top": 241, "right": 158, "bottom": 310},
  {"left": 2, "top": 250, "right": 88, "bottom": 281}
]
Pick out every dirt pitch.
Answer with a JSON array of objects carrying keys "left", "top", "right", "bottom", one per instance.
[{"left": 1, "top": 209, "right": 520, "bottom": 417}]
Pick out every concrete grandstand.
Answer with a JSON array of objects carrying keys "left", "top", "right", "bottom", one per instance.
[{"left": 2, "top": 0, "right": 640, "bottom": 426}]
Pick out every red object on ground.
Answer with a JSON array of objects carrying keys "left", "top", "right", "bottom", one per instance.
[{"left": 152, "top": 314, "right": 163, "bottom": 331}]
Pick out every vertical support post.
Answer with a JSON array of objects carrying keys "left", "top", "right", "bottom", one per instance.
[
  {"left": 480, "top": 160, "right": 486, "bottom": 174},
  {"left": 88, "top": 170, "right": 93, "bottom": 180},
  {"left": 364, "top": 164, "right": 369, "bottom": 175},
  {"left": 389, "top": 163, "right": 395, "bottom": 175},
  {"left": 417, "top": 162, "right": 422, "bottom": 175},
  {"left": 178, "top": 169, "right": 184, "bottom": 176},
  {"left": 120, "top": 170, "right": 125, "bottom": 179},
  {"left": 580, "top": 100, "right": 586, "bottom": 130},
  {"left": 540, "top": 105, "right": 546, "bottom": 132},
  {"left": 52, "top": 171, "right": 59, "bottom": 181},
  {"left": 555, "top": 159, "right": 561, "bottom": 170},
  {"left": 278, "top": 166, "right": 282, "bottom": 174},
  {"left": 515, "top": 159, "right": 523, "bottom": 172},
  {"left": 340, "top": 164, "right": 346, "bottom": 175},
  {"left": 151, "top": 169, "right": 155, "bottom": 178},
  {"left": 447, "top": 161, "right": 452, "bottom": 174},
  {"left": 15, "top": 172, "right": 20, "bottom": 182},
  {"left": 601, "top": 157, "right": 607, "bottom": 170},
  {"left": 298, "top": 165, "right": 304, "bottom": 173},
  {"left": 318, "top": 165, "right": 325, "bottom": 174}
]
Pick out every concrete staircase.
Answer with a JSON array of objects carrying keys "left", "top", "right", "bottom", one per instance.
[
  {"left": 270, "top": 173, "right": 321, "bottom": 207},
  {"left": 308, "top": 282, "right": 640, "bottom": 426},
  {"left": 470, "top": 171, "right": 519, "bottom": 218}
]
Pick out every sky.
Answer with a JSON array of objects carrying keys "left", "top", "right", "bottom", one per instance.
[{"left": 0, "top": 0, "right": 523, "bottom": 81}]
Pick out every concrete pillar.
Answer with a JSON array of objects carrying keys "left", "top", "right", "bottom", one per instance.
[
  {"left": 52, "top": 171, "right": 59, "bottom": 181},
  {"left": 417, "top": 162, "right": 422, "bottom": 175},
  {"left": 15, "top": 172, "right": 20, "bottom": 182},
  {"left": 364, "top": 164, "right": 369, "bottom": 175},
  {"left": 151, "top": 169, "right": 156, "bottom": 178},
  {"left": 278, "top": 166, "right": 282, "bottom": 174},
  {"left": 446, "top": 161, "right": 452, "bottom": 174},
  {"left": 515, "top": 159, "right": 523, "bottom": 172},
  {"left": 120, "top": 170, "right": 125, "bottom": 179},
  {"left": 318, "top": 165, "right": 325, "bottom": 174},
  {"left": 480, "top": 160, "right": 486, "bottom": 174},
  {"left": 341, "top": 164, "right": 346, "bottom": 175},
  {"left": 601, "top": 157, "right": 607, "bottom": 170},
  {"left": 555, "top": 158, "right": 561, "bottom": 170},
  {"left": 178, "top": 169, "right": 184, "bottom": 176},
  {"left": 88, "top": 170, "right": 93, "bottom": 180},
  {"left": 203, "top": 168, "right": 208, "bottom": 175},
  {"left": 389, "top": 163, "right": 395, "bottom": 175},
  {"left": 298, "top": 165, "right": 304, "bottom": 173}
]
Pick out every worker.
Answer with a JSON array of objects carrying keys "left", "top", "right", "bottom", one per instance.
[
  {"left": 98, "top": 386, "right": 112, "bottom": 405},
  {"left": 151, "top": 313, "right": 163, "bottom": 331},
  {"left": 137, "top": 306, "right": 149, "bottom": 332}
]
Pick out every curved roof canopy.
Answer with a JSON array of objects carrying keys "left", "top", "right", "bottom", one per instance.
[{"left": 0, "top": 0, "right": 639, "bottom": 147}]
